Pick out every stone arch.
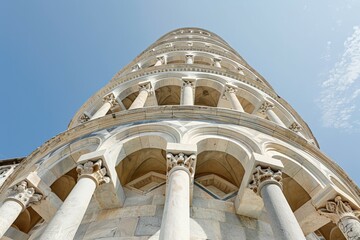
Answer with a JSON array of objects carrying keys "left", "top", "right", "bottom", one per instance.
[
  {"left": 37, "top": 136, "right": 101, "bottom": 187},
  {"left": 153, "top": 77, "right": 183, "bottom": 105},
  {"left": 194, "top": 79, "right": 223, "bottom": 107},
  {"left": 264, "top": 142, "right": 329, "bottom": 210}
]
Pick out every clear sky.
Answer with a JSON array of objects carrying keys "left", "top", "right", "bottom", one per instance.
[{"left": 1, "top": 1, "right": 359, "bottom": 185}]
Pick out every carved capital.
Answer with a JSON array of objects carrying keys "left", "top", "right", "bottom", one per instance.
[
  {"left": 6, "top": 181, "right": 42, "bottom": 210},
  {"left": 289, "top": 122, "right": 302, "bottom": 132},
  {"left": 166, "top": 153, "right": 196, "bottom": 177},
  {"left": 225, "top": 84, "right": 238, "bottom": 94},
  {"left": 318, "top": 196, "right": 360, "bottom": 224},
  {"left": 0, "top": 166, "right": 11, "bottom": 178},
  {"left": 80, "top": 113, "right": 90, "bottom": 123},
  {"left": 248, "top": 165, "right": 282, "bottom": 194},
  {"left": 156, "top": 56, "right": 165, "bottom": 64},
  {"left": 76, "top": 160, "right": 111, "bottom": 186},
  {"left": 258, "top": 101, "right": 274, "bottom": 114},
  {"left": 213, "top": 57, "right": 221, "bottom": 63},
  {"left": 103, "top": 93, "right": 118, "bottom": 108},
  {"left": 138, "top": 81, "right": 152, "bottom": 94},
  {"left": 132, "top": 64, "right": 141, "bottom": 71},
  {"left": 182, "top": 78, "right": 195, "bottom": 87}
]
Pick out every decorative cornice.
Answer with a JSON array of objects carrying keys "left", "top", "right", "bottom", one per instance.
[
  {"left": 166, "top": 153, "right": 196, "bottom": 177},
  {"left": 76, "top": 159, "right": 110, "bottom": 186},
  {"left": 248, "top": 165, "right": 283, "bottom": 195},
  {"left": 318, "top": 196, "right": 360, "bottom": 224},
  {"left": 6, "top": 180, "right": 42, "bottom": 210}
]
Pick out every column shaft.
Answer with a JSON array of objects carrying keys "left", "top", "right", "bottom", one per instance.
[
  {"left": 91, "top": 102, "right": 112, "bottom": 120},
  {"left": 160, "top": 168, "right": 190, "bottom": 240},
  {"left": 0, "top": 200, "right": 23, "bottom": 238},
  {"left": 267, "top": 109, "right": 286, "bottom": 128},
  {"left": 261, "top": 183, "right": 305, "bottom": 240},
  {"left": 39, "top": 177, "right": 96, "bottom": 240},
  {"left": 129, "top": 89, "right": 149, "bottom": 109},
  {"left": 182, "top": 84, "right": 194, "bottom": 106},
  {"left": 227, "top": 92, "right": 244, "bottom": 112}
]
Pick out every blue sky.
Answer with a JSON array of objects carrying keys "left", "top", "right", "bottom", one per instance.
[{"left": 1, "top": 1, "right": 359, "bottom": 185}]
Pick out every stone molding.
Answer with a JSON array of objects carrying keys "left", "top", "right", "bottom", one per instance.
[
  {"left": 76, "top": 160, "right": 111, "bottom": 186},
  {"left": 258, "top": 101, "right": 274, "bottom": 114},
  {"left": 248, "top": 165, "right": 283, "bottom": 195},
  {"left": 166, "top": 153, "right": 196, "bottom": 177},
  {"left": 318, "top": 196, "right": 360, "bottom": 224},
  {"left": 6, "top": 180, "right": 42, "bottom": 210}
]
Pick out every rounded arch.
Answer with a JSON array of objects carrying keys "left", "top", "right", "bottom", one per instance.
[
  {"left": 264, "top": 142, "right": 330, "bottom": 208},
  {"left": 37, "top": 136, "right": 102, "bottom": 186},
  {"left": 194, "top": 79, "right": 223, "bottom": 107}
]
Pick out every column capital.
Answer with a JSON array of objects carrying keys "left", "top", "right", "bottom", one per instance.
[
  {"left": 6, "top": 180, "right": 42, "bottom": 210},
  {"left": 76, "top": 159, "right": 111, "bottom": 186},
  {"left": 225, "top": 84, "right": 238, "bottom": 94},
  {"left": 258, "top": 101, "right": 274, "bottom": 114},
  {"left": 182, "top": 77, "right": 195, "bottom": 87},
  {"left": 103, "top": 93, "right": 118, "bottom": 108},
  {"left": 166, "top": 153, "right": 196, "bottom": 178},
  {"left": 79, "top": 113, "right": 90, "bottom": 123},
  {"left": 248, "top": 165, "right": 283, "bottom": 195},
  {"left": 213, "top": 57, "right": 221, "bottom": 63},
  {"left": 318, "top": 196, "right": 360, "bottom": 224},
  {"left": 156, "top": 56, "right": 166, "bottom": 64},
  {"left": 132, "top": 64, "right": 141, "bottom": 71},
  {"left": 138, "top": 81, "right": 152, "bottom": 93},
  {"left": 289, "top": 122, "right": 302, "bottom": 132}
]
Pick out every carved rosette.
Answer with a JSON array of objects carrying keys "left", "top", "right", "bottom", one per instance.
[
  {"left": 166, "top": 153, "right": 196, "bottom": 177},
  {"left": 258, "top": 101, "right": 274, "bottom": 114},
  {"left": 79, "top": 113, "right": 90, "bottom": 123},
  {"left": 318, "top": 196, "right": 360, "bottom": 240},
  {"left": 289, "top": 122, "right": 302, "bottom": 132},
  {"left": 6, "top": 181, "right": 42, "bottom": 210},
  {"left": 76, "top": 160, "right": 111, "bottom": 186},
  {"left": 248, "top": 165, "right": 283, "bottom": 194},
  {"left": 103, "top": 93, "right": 118, "bottom": 108}
]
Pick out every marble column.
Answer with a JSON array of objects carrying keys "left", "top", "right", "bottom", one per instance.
[
  {"left": 185, "top": 54, "right": 194, "bottom": 64},
  {"left": 129, "top": 82, "right": 152, "bottom": 110},
  {"left": 91, "top": 93, "right": 118, "bottom": 120},
  {"left": 213, "top": 58, "right": 221, "bottom": 68},
  {"left": 318, "top": 196, "right": 360, "bottom": 240},
  {"left": 160, "top": 153, "right": 196, "bottom": 240},
  {"left": 224, "top": 85, "right": 244, "bottom": 112},
  {"left": 288, "top": 122, "right": 306, "bottom": 139},
  {"left": 249, "top": 166, "right": 305, "bottom": 240},
  {"left": 39, "top": 160, "right": 110, "bottom": 240},
  {"left": 0, "top": 181, "right": 42, "bottom": 238},
  {"left": 155, "top": 56, "right": 165, "bottom": 66},
  {"left": 258, "top": 101, "right": 286, "bottom": 128},
  {"left": 182, "top": 78, "right": 195, "bottom": 106}
]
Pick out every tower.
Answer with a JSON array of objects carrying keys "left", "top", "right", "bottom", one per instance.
[{"left": 0, "top": 27, "right": 359, "bottom": 240}]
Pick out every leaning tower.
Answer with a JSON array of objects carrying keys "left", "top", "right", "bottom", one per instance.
[{"left": 0, "top": 27, "right": 359, "bottom": 240}]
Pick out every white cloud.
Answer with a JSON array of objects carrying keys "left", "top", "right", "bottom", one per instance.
[{"left": 319, "top": 26, "right": 360, "bottom": 131}]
